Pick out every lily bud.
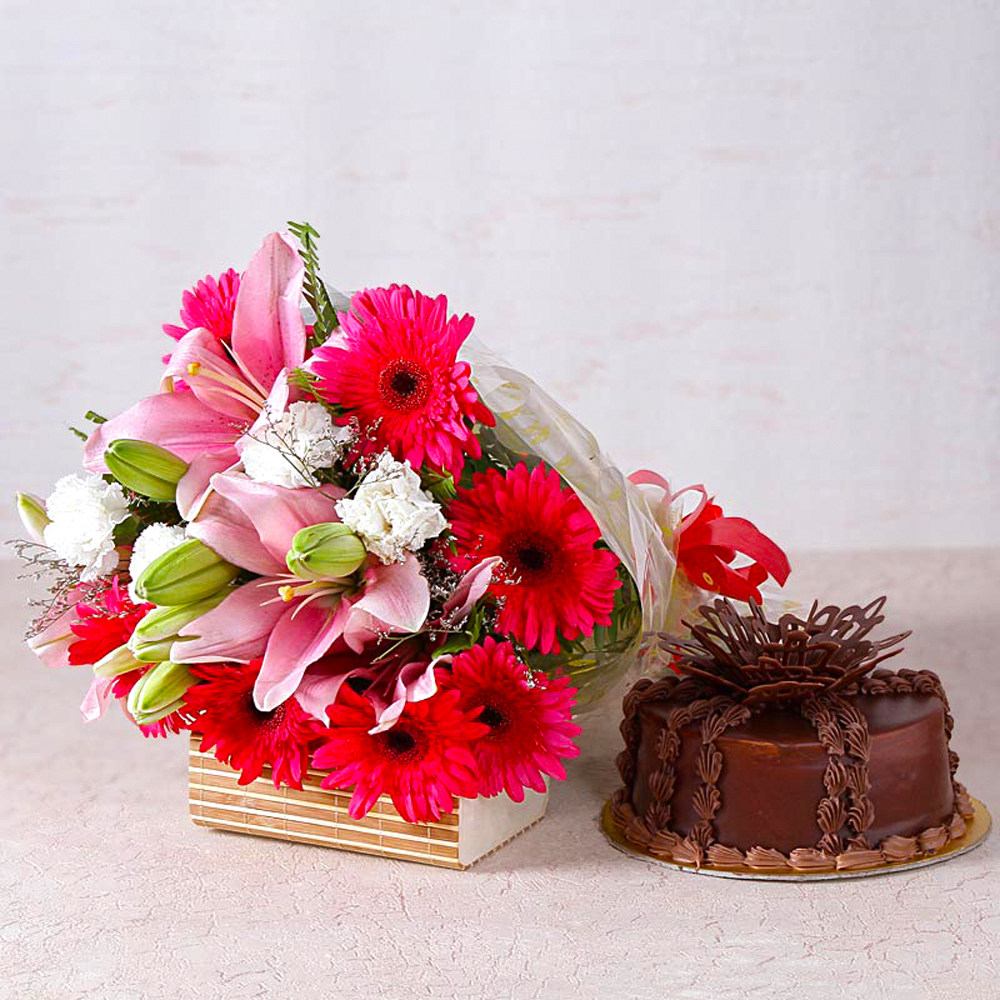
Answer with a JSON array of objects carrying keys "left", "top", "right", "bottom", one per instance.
[
  {"left": 93, "top": 643, "right": 144, "bottom": 678},
  {"left": 131, "top": 638, "right": 175, "bottom": 663},
  {"left": 286, "top": 522, "right": 367, "bottom": 580},
  {"left": 134, "top": 538, "right": 239, "bottom": 606},
  {"left": 127, "top": 660, "right": 196, "bottom": 719},
  {"left": 133, "top": 696, "right": 188, "bottom": 727},
  {"left": 129, "top": 590, "right": 230, "bottom": 661},
  {"left": 104, "top": 439, "right": 189, "bottom": 503},
  {"left": 16, "top": 492, "right": 50, "bottom": 543},
  {"left": 130, "top": 590, "right": 230, "bottom": 644},
  {"left": 124, "top": 669, "right": 150, "bottom": 719}
]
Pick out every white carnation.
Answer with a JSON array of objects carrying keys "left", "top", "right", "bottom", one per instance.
[
  {"left": 127, "top": 522, "right": 187, "bottom": 603},
  {"left": 336, "top": 453, "right": 447, "bottom": 564},
  {"left": 42, "top": 473, "right": 130, "bottom": 582},
  {"left": 241, "top": 402, "right": 349, "bottom": 489}
]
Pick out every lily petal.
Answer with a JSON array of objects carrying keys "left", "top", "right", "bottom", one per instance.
[
  {"left": 368, "top": 657, "right": 443, "bottom": 734},
  {"left": 161, "top": 327, "right": 259, "bottom": 420},
  {"left": 27, "top": 594, "right": 85, "bottom": 668},
  {"left": 442, "top": 556, "right": 500, "bottom": 625},
  {"left": 174, "top": 579, "right": 288, "bottom": 662},
  {"left": 80, "top": 675, "right": 115, "bottom": 722},
  {"left": 231, "top": 233, "right": 307, "bottom": 393},
  {"left": 176, "top": 450, "right": 239, "bottom": 521},
  {"left": 254, "top": 599, "right": 350, "bottom": 712},
  {"left": 234, "top": 373, "right": 291, "bottom": 462},
  {"left": 83, "top": 391, "right": 241, "bottom": 473},
  {"left": 209, "top": 473, "right": 344, "bottom": 567},
  {"left": 341, "top": 608, "right": 381, "bottom": 655},
  {"left": 353, "top": 555, "right": 431, "bottom": 634},
  {"left": 188, "top": 488, "right": 285, "bottom": 576},
  {"left": 292, "top": 650, "right": 370, "bottom": 722}
]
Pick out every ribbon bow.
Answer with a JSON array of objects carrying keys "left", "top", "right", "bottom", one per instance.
[{"left": 629, "top": 471, "right": 790, "bottom": 604}]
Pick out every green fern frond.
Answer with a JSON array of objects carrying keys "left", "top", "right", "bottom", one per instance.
[{"left": 287, "top": 221, "right": 345, "bottom": 351}]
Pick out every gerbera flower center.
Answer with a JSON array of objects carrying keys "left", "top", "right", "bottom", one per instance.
[
  {"left": 379, "top": 358, "right": 432, "bottom": 413},
  {"left": 248, "top": 695, "right": 286, "bottom": 736},
  {"left": 501, "top": 531, "right": 558, "bottom": 583},
  {"left": 479, "top": 701, "right": 512, "bottom": 737},
  {"left": 375, "top": 726, "right": 426, "bottom": 763}
]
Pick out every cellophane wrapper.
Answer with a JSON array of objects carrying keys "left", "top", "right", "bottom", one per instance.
[{"left": 461, "top": 337, "right": 708, "bottom": 713}]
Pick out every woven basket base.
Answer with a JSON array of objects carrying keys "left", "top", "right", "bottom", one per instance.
[{"left": 189, "top": 736, "right": 547, "bottom": 869}]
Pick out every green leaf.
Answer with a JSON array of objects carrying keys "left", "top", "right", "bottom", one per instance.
[
  {"left": 286, "top": 367, "right": 345, "bottom": 415},
  {"left": 421, "top": 470, "right": 457, "bottom": 504},
  {"left": 71, "top": 409, "right": 108, "bottom": 440},
  {"left": 113, "top": 515, "right": 141, "bottom": 547},
  {"left": 435, "top": 630, "right": 476, "bottom": 657},
  {"left": 435, "top": 605, "right": 485, "bottom": 657}
]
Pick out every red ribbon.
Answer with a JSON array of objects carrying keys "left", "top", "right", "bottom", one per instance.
[{"left": 629, "top": 471, "right": 790, "bottom": 604}]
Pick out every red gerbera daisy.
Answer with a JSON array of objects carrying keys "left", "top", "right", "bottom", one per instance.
[
  {"left": 311, "top": 285, "right": 495, "bottom": 480},
  {"left": 440, "top": 638, "right": 581, "bottom": 801},
  {"left": 312, "top": 685, "right": 487, "bottom": 824},
  {"left": 162, "top": 268, "right": 241, "bottom": 343},
  {"left": 183, "top": 660, "right": 326, "bottom": 788},
  {"left": 68, "top": 577, "right": 152, "bottom": 667},
  {"left": 446, "top": 462, "right": 622, "bottom": 654}
]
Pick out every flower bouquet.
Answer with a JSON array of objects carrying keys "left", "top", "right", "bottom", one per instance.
[{"left": 15, "top": 224, "right": 789, "bottom": 868}]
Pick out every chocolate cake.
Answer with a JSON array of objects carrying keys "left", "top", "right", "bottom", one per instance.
[{"left": 611, "top": 597, "right": 975, "bottom": 872}]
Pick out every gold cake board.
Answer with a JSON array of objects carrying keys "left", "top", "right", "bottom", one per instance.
[{"left": 600, "top": 797, "right": 991, "bottom": 881}]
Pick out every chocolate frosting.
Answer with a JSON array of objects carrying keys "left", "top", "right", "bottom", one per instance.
[{"left": 612, "top": 667, "right": 974, "bottom": 872}]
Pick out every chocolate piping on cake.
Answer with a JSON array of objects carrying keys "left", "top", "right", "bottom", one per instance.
[
  {"left": 800, "top": 694, "right": 875, "bottom": 852},
  {"left": 612, "top": 687, "right": 738, "bottom": 857},
  {"left": 690, "top": 702, "right": 752, "bottom": 851},
  {"left": 611, "top": 663, "right": 975, "bottom": 873}
]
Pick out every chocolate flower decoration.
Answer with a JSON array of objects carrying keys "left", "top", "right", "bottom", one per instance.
[{"left": 660, "top": 596, "right": 910, "bottom": 708}]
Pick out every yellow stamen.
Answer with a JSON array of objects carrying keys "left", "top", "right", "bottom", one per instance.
[
  {"left": 279, "top": 585, "right": 296, "bottom": 602},
  {"left": 185, "top": 364, "right": 268, "bottom": 410}
]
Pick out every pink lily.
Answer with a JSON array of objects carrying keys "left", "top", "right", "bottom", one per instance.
[
  {"left": 172, "top": 472, "right": 431, "bottom": 714},
  {"left": 83, "top": 233, "right": 307, "bottom": 518},
  {"left": 294, "top": 642, "right": 447, "bottom": 732},
  {"left": 438, "top": 556, "right": 500, "bottom": 627},
  {"left": 80, "top": 674, "right": 116, "bottom": 723},
  {"left": 26, "top": 587, "right": 89, "bottom": 669},
  {"left": 23, "top": 590, "right": 119, "bottom": 723},
  {"left": 79, "top": 675, "right": 177, "bottom": 734},
  {"left": 290, "top": 558, "right": 501, "bottom": 731}
]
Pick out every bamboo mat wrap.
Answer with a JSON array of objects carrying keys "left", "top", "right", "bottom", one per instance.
[{"left": 189, "top": 734, "right": 465, "bottom": 869}]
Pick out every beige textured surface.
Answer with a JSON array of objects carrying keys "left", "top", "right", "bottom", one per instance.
[{"left": 1, "top": 550, "right": 997, "bottom": 1000}]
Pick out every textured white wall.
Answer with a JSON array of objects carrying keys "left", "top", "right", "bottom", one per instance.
[{"left": 2, "top": 1, "right": 998, "bottom": 551}]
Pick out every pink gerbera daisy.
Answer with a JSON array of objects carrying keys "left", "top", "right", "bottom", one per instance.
[
  {"left": 68, "top": 577, "right": 152, "bottom": 667},
  {"left": 162, "top": 268, "right": 241, "bottom": 343},
  {"left": 445, "top": 462, "right": 623, "bottom": 654},
  {"left": 311, "top": 285, "right": 495, "bottom": 480},
  {"left": 312, "top": 685, "right": 487, "bottom": 824},
  {"left": 440, "top": 638, "right": 581, "bottom": 801},
  {"left": 183, "top": 660, "right": 326, "bottom": 788}
]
